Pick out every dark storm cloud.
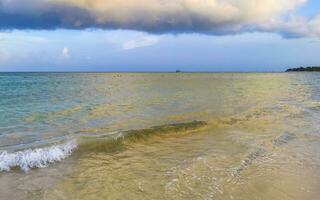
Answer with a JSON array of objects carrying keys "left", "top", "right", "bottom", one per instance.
[{"left": 0, "top": 0, "right": 319, "bottom": 37}]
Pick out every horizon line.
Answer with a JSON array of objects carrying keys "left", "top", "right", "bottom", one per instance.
[{"left": 0, "top": 70, "right": 286, "bottom": 73}]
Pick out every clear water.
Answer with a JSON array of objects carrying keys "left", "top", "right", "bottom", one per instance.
[{"left": 0, "top": 73, "right": 319, "bottom": 199}]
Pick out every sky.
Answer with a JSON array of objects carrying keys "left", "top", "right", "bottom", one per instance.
[{"left": 1, "top": 0, "right": 320, "bottom": 72}]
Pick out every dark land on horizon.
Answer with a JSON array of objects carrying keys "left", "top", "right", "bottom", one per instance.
[{"left": 286, "top": 66, "right": 320, "bottom": 72}]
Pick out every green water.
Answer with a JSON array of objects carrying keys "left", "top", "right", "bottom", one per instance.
[{"left": 0, "top": 73, "right": 320, "bottom": 199}]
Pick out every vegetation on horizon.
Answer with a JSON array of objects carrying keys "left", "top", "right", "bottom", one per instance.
[{"left": 286, "top": 66, "right": 320, "bottom": 72}]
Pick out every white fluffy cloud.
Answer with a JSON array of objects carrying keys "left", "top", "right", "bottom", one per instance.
[
  {"left": 122, "top": 36, "right": 160, "bottom": 50},
  {"left": 61, "top": 47, "right": 69, "bottom": 58},
  {"left": 262, "top": 14, "right": 320, "bottom": 38},
  {"left": 1, "top": 0, "right": 320, "bottom": 38}
]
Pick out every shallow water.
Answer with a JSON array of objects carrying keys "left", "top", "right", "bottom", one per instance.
[{"left": 0, "top": 73, "right": 320, "bottom": 199}]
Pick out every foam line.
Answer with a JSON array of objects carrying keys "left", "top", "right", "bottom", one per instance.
[{"left": 0, "top": 140, "right": 77, "bottom": 172}]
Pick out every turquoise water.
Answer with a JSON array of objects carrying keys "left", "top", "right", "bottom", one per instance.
[
  {"left": 0, "top": 72, "right": 279, "bottom": 152},
  {"left": 0, "top": 73, "right": 320, "bottom": 199}
]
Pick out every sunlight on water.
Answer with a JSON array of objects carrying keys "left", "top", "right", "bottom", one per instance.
[{"left": 0, "top": 73, "right": 319, "bottom": 200}]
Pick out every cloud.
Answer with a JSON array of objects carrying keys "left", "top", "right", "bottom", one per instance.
[
  {"left": 261, "top": 14, "right": 320, "bottom": 38},
  {"left": 122, "top": 36, "right": 160, "bottom": 50},
  {"left": 61, "top": 47, "right": 69, "bottom": 58},
  {"left": 0, "top": 32, "right": 47, "bottom": 44},
  {"left": 1, "top": 0, "right": 319, "bottom": 38}
]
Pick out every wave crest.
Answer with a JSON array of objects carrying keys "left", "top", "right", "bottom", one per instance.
[{"left": 0, "top": 140, "right": 77, "bottom": 172}]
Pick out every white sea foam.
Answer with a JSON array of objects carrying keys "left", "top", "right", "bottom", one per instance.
[{"left": 0, "top": 140, "right": 77, "bottom": 172}]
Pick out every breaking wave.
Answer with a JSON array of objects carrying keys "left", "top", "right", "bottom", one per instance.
[
  {"left": 0, "top": 140, "right": 77, "bottom": 172},
  {"left": 0, "top": 121, "right": 207, "bottom": 172}
]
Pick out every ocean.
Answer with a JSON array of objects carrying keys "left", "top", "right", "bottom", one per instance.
[{"left": 0, "top": 72, "right": 319, "bottom": 199}]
